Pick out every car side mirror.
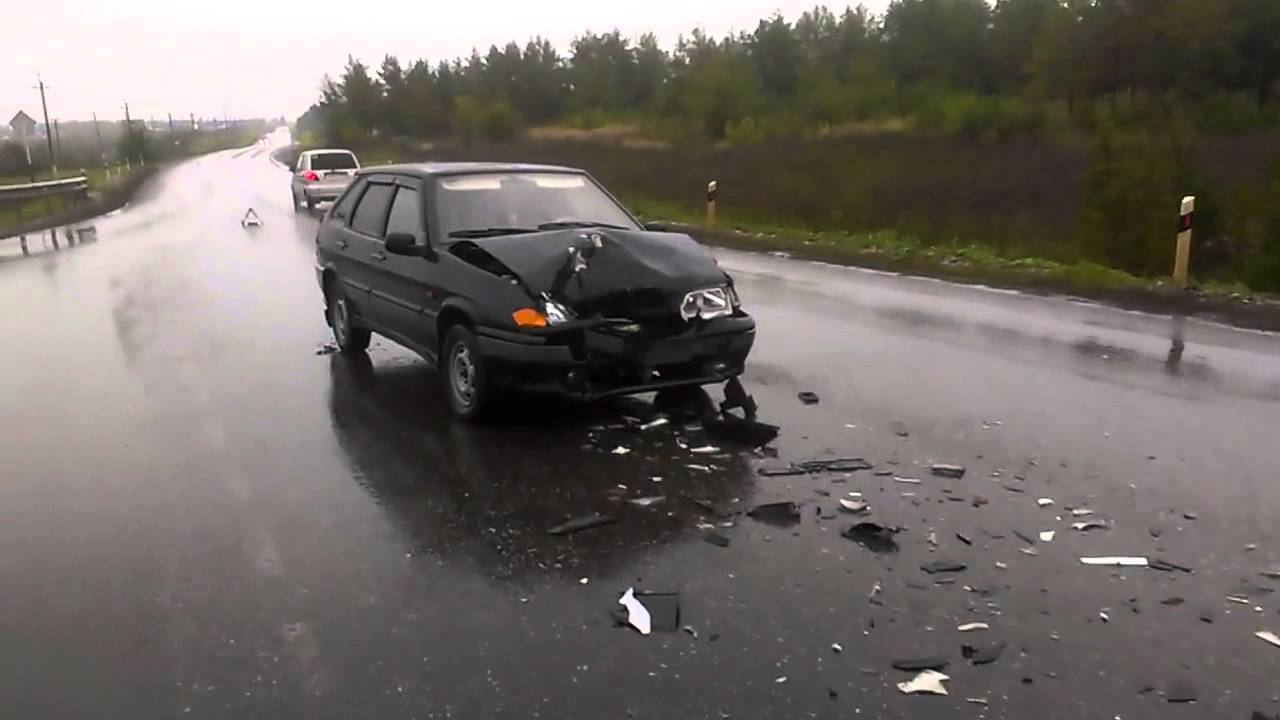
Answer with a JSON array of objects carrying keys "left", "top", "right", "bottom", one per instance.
[
  {"left": 386, "top": 232, "right": 427, "bottom": 257},
  {"left": 643, "top": 221, "right": 671, "bottom": 232}
]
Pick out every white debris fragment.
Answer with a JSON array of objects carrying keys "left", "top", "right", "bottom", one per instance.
[
  {"left": 831, "top": 643, "right": 843, "bottom": 653},
  {"left": 966, "top": 697, "right": 989, "bottom": 706},
  {"left": 897, "top": 670, "right": 950, "bottom": 696},
  {"left": 618, "top": 588, "right": 652, "bottom": 635},
  {"left": 839, "top": 498, "right": 869, "bottom": 514},
  {"left": 650, "top": 476, "right": 663, "bottom": 483},
  {"left": 893, "top": 476, "right": 922, "bottom": 485},
  {"left": 1037, "top": 498, "right": 1054, "bottom": 507},
  {"left": 640, "top": 417, "right": 670, "bottom": 430},
  {"left": 682, "top": 625, "right": 699, "bottom": 639},
  {"left": 686, "top": 464, "right": 712, "bottom": 472},
  {"left": 627, "top": 495, "right": 665, "bottom": 508},
  {"left": 1256, "top": 631, "right": 1280, "bottom": 649},
  {"left": 995, "top": 561, "right": 1008, "bottom": 570},
  {"left": 846, "top": 491, "right": 864, "bottom": 498},
  {"left": 1070, "top": 508, "right": 1095, "bottom": 517},
  {"left": 1080, "top": 556, "right": 1149, "bottom": 567},
  {"left": 611, "top": 446, "right": 632, "bottom": 455},
  {"left": 1071, "top": 520, "right": 1108, "bottom": 531},
  {"left": 1099, "top": 611, "right": 1110, "bottom": 622},
  {"left": 1039, "top": 531, "right": 1056, "bottom": 543},
  {"left": 958, "top": 622, "right": 989, "bottom": 632},
  {"left": 689, "top": 445, "right": 721, "bottom": 454},
  {"left": 926, "top": 531, "right": 938, "bottom": 547},
  {"left": 1227, "top": 596, "right": 1251, "bottom": 605},
  {"left": 1020, "top": 548, "right": 1039, "bottom": 557},
  {"left": 580, "top": 577, "right": 590, "bottom": 585},
  {"left": 775, "top": 676, "right": 788, "bottom": 684}
]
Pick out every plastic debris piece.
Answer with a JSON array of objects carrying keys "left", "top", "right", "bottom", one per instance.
[
  {"left": 681, "top": 625, "right": 698, "bottom": 639},
  {"left": 1002, "top": 484, "right": 1026, "bottom": 494},
  {"left": 1012, "top": 530, "right": 1036, "bottom": 545},
  {"left": 868, "top": 580, "right": 883, "bottom": 604},
  {"left": 921, "top": 560, "right": 967, "bottom": 574},
  {"left": 823, "top": 458, "right": 874, "bottom": 472},
  {"left": 1020, "top": 548, "right": 1039, "bottom": 557},
  {"left": 627, "top": 495, "right": 666, "bottom": 508},
  {"left": 747, "top": 502, "right": 802, "bottom": 527},
  {"left": 611, "top": 446, "right": 632, "bottom": 455},
  {"left": 1227, "top": 596, "right": 1251, "bottom": 605},
  {"left": 549, "top": 514, "right": 618, "bottom": 536},
  {"left": 831, "top": 643, "right": 843, "bottom": 654},
  {"left": 1071, "top": 520, "right": 1108, "bottom": 532},
  {"left": 958, "top": 622, "right": 989, "bottom": 632},
  {"left": 798, "top": 391, "right": 820, "bottom": 405},
  {"left": 1149, "top": 558, "right": 1193, "bottom": 573},
  {"left": 893, "top": 476, "right": 922, "bottom": 485},
  {"left": 1037, "top": 498, "right": 1054, "bottom": 507},
  {"left": 1099, "top": 611, "right": 1110, "bottom": 622},
  {"left": 926, "top": 531, "right": 939, "bottom": 547},
  {"left": 1165, "top": 678, "right": 1197, "bottom": 703},
  {"left": 704, "top": 416, "right": 778, "bottom": 448},
  {"left": 966, "top": 698, "right": 989, "bottom": 706},
  {"left": 1039, "top": 531, "right": 1056, "bottom": 543},
  {"left": 891, "top": 421, "right": 910, "bottom": 437},
  {"left": 1260, "top": 569, "right": 1280, "bottom": 580},
  {"left": 1161, "top": 597, "right": 1185, "bottom": 606},
  {"left": 896, "top": 670, "right": 949, "bottom": 695},
  {"left": 956, "top": 532, "right": 973, "bottom": 545},
  {"left": 1070, "top": 508, "right": 1095, "bottom": 517},
  {"left": 1080, "top": 556, "right": 1148, "bottom": 567},
  {"left": 775, "top": 676, "right": 788, "bottom": 684},
  {"left": 962, "top": 640, "right": 1007, "bottom": 665},
  {"left": 875, "top": 469, "right": 894, "bottom": 477},
  {"left": 634, "top": 592, "right": 680, "bottom": 632},
  {"left": 580, "top": 577, "right": 589, "bottom": 585},
  {"left": 839, "top": 498, "right": 870, "bottom": 514},
  {"left": 842, "top": 522, "right": 901, "bottom": 554},
  {"left": 1182, "top": 511, "right": 1198, "bottom": 520},
  {"left": 757, "top": 465, "right": 806, "bottom": 477},
  {"left": 893, "top": 657, "right": 949, "bottom": 672},
  {"left": 930, "top": 464, "right": 967, "bottom": 479},
  {"left": 703, "top": 531, "right": 731, "bottom": 548},
  {"left": 1256, "top": 631, "right": 1280, "bottom": 649},
  {"left": 639, "top": 417, "right": 670, "bottom": 430},
  {"left": 618, "top": 588, "right": 652, "bottom": 635},
  {"left": 686, "top": 464, "right": 712, "bottom": 473},
  {"left": 995, "top": 561, "right": 1008, "bottom": 570},
  {"left": 689, "top": 445, "right": 720, "bottom": 454}
]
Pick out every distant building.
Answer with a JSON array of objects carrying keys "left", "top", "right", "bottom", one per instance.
[{"left": 9, "top": 110, "right": 37, "bottom": 137}]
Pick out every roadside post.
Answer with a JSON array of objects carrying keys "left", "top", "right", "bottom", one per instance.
[
  {"left": 705, "top": 180, "right": 718, "bottom": 229},
  {"left": 1173, "top": 195, "right": 1195, "bottom": 289}
]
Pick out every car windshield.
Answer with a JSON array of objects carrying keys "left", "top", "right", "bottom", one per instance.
[
  {"left": 435, "top": 172, "right": 639, "bottom": 238},
  {"left": 310, "top": 152, "right": 357, "bottom": 170}
]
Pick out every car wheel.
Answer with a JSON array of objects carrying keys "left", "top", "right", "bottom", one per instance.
[
  {"left": 442, "top": 325, "right": 491, "bottom": 419},
  {"left": 328, "top": 283, "right": 371, "bottom": 354}
]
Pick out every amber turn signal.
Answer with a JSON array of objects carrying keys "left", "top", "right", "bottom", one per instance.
[{"left": 512, "top": 308, "right": 548, "bottom": 327}]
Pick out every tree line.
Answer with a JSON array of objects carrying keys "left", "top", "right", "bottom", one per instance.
[{"left": 302, "top": 0, "right": 1280, "bottom": 143}]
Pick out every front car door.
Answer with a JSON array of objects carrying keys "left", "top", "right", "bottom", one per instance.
[{"left": 337, "top": 178, "right": 396, "bottom": 331}]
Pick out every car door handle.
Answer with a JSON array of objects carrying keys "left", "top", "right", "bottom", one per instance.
[
  {"left": 370, "top": 251, "right": 386, "bottom": 261},
  {"left": 334, "top": 239, "right": 348, "bottom": 249}
]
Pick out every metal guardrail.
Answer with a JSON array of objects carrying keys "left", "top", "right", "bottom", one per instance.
[{"left": 0, "top": 176, "right": 90, "bottom": 203}]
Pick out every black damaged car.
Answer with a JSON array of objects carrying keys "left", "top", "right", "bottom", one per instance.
[{"left": 315, "top": 163, "right": 756, "bottom": 418}]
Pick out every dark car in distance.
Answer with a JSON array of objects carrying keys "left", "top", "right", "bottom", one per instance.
[{"left": 315, "top": 163, "right": 756, "bottom": 418}]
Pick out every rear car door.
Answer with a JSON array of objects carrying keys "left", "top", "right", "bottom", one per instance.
[
  {"left": 337, "top": 178, "right": 396, "bottom": 331},
  {"left": 373, "top": 180, "right": 442, "bottom": 356}
]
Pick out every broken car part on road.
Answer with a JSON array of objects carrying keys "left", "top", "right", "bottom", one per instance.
[{"left": 896, "top": 670, "right": 950, "bottom": 696}]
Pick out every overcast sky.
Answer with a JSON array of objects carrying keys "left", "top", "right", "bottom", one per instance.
[{"left": 5, "top": 0, "right": 889, "bottom": 125}]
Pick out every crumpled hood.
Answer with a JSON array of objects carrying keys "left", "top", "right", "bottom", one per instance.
[{"left": 470, "top": 228, "right": 729, "bottom": 316}]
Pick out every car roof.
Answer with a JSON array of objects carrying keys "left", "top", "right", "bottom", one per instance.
[
  {"left": 355, "top": 162, "right": 583, "bottom": 179},
  {"left": 300, "top": 148, "right": 357, "bottom": 156}
]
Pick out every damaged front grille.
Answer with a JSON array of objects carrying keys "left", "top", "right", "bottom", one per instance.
[{"left": 578, "top": 287, "right": 687, "bottom": 334}]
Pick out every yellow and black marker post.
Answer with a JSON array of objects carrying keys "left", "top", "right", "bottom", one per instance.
[
  {"left": 705, "top": 180, "right": 718, "bottom": 229},
  {"left": 1173, "top": 195, "right": 1195, "bottom": 289}
]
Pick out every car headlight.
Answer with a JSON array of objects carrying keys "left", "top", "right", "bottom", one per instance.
[
  {"left": 680, "top": 287, "right": 733, "bottom": 321},
  {"left": 543, "top": 298, "right": 574, "bottom": 325},
  {"left": 725, "top": 283, "right": 741, "bottom": 308}
]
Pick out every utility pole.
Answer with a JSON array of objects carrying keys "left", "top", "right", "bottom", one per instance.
[
  {"left": 35, "top": 74, "right": 57, "bottom": 178},
  {"left": 92, "top": 112, "right": 105, "bottom": 166},
  {"left": 123, "top": 101, "right": 134, "bottom": 161},
  {"left": 53, "top": 119, "right": 62, "bottom": 163},
  {"left": 168, "top": 113, "right": 175, "bottom": 134},
  {"left": 189, "top": 112, "right": 196, "bottom": 131}
]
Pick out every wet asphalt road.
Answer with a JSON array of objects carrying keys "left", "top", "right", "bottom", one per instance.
[{"left": 3, "top": 141, "right": 1280, "bottom": 720}]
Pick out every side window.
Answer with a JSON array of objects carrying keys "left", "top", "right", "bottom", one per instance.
[
  {"left": 385, "top": 186, "right": 425, "bottom": 244},
  {"left": 349, "top": 183, "right": 395, "bottom": 237},
  {"left": 298, "top": 154, "right": 309, "bottom": 171},
  {"left": 332, "top": 179, "right": 365, "bottom": 221}
]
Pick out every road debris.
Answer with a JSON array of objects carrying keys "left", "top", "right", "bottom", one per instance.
[
  {"left": 1039, "top": 531, "right": 1056, "bottom": 543},
  {"left": 926, "top": 531, "right": 938, "bottom": 547},
  {"left": 1149, "top": 558, "right": 1193, "bottom": 573},
  {"left": 961, "top": 640, "right": 1007, "bottom": 665},
  {"left": 1227, "top": 596, "right": 1251, "bottom": 605},
  {"left": 747, "top": 502, "right": 802, "bottom": 527},
  {"left": 1070, "top": 508, "right": 1095, "bottom": 517},
  {"left": 831, "top": 642, "right": 843, "bottom": 653},
  {"left": 639, "top": 417, "right": 670, "bottom": 430},
  {"left": 1071, "top": 520, "right": 1108, "bottom": 532},
  {"left": 627, "top": 495, "right": 665, "bottom": 508},
  {"left": 1261, "top": 569, "right": 1280, "bottom": 580},
  {"left": 618, "top": 588, "right": 652, "bottom": 635},
  {"left": 891, "top": 421, "right": 910, "bottom": 438},
  {"left": 839, "top": 499, "right": 870, "bottom": 514},
  {"left": 966, "top": 697, "right": 989, "bottom": 706},
  {"left": 774, "top": 676, "right": 788, "bottom": 684},
  {"left": 689, "top": 445, "right": 720, "bottom": 454},
  {"left": 1037, "top": 498, "right": 1054, "bottom": 507},
  {"left": 1012, "top": 529, "right": 1036, "bottom": 545},
  {"left": 1161, "top": 597, "right": 1185, "bottom": 606},
  {"left": 1080, "top": 556, "right": 1149, "bottom": 567},
  {"left": 634, "top": 592, "right": 680, "bottom": 632},
  {"left": 315, "top": 342, "right": 338, "bottom": 355},
  {"left": 686, "top": 464, "right": 712, "bottom": 473},
  {"left": 868, "top": 580, "right": 883, "bottom": 605},
  {"left": 703, "top": 531, "right": 731, "bottom": 548},
  {"left": 1256, "top": 631, "right": 1280, "bottom": 649},
  {"left": 843, "top": 522, "right": 901, "bottom": 554},
  {"left": 957, "top": 622, "right": 989, "bottom": 632},
  {"left": 995, "top": 561, "right": 1008, "bottom": 569},
  {"left": 549, "top": 514, "right": 618, "bottom": 536},
  {"left": 580, "top": 577, "right": 589, "bottom": 585},
  {"left": 797, "top": 391, "right": 820, "bottom": 405},
  {"left": 921, "top": 560, "right": 967, "bottom": 574},
  {"left": 611, "top": 446, "right": 632, "bottom": 455},
  {"left": 1165, "top": 678, "right": 1197, "bottom": 703},
  {"left": 1099, "top": 610, "right": 1110, "bottom": 622},
  {"left": 893, "top": 476, "right": 922, "bottom": 485},
  {"left": 956, "top": 532, "right": 973, "bottom": 545},
  {"left": 704, "top": 416, "right": 779, "bottom": 447},
  {"left": 930, "top": 464, "right": 966, "bottom": 478},
  {"left": 893, "top": 657, "right": 949, "bottom": 671},
  {"left": 896, "top": 670, "right": 949, "bottom": 695}
]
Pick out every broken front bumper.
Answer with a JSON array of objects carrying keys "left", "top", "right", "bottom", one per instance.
[{"left": 475, "top": 314, "right": 755, "bottom": 399}]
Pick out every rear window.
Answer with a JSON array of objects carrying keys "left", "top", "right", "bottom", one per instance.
[{"left": 310, "top": 152, "right": 358, "bottom": 171}]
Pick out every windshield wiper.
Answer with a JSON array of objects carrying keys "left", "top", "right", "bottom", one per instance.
[
  {"left": 448, "top": 227, "right": 536, "bottom": 238},
  {"left": 536, "top": 220, "right": 630, "bottom": 231}
]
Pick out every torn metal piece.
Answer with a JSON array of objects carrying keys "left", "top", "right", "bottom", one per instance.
[
  {"left": 930, "top": 464, "right": 966, "bottom": 478},
  {"left": 635, "top": 592, "right": 680, "bottom": 632},
  {"left": 839, "top": 499, "right": 870, "bottom": 514},
  {"left": 842, "top": 522, "right": 901, "bottom": 554},
  {"left": 549, "top": 514, "right": 618, "bottom": 536},
  {"left": 896, "top": 670, "right": 949, "bottom": 695},
  {"left": 703, "top": 531, "right": 731, "bottom": 548},
  {"left": 957, "top": 622, "right": 989, "bottom": 632},
  {"left": 797, "top": 391, "right": 820, "bottom": 405},
  {"left": 966, "top": 697, "right": 989, "bottom": 706},
  {"left": 1256, "top": 631, "right": 1280, "bottom": 648},
  {"left": 747, "top": 502, "right": 802, "bottom": 527},
  {"left": 868, "top": 580, "right": 883, "bottom": 605},
  {"left": 890, "top": 421, "right": 910, "bottom": 438},
  {"left": 892, "top": 657, "right": 949, "bottom": 672},
  {"left": 962, "top": 640, "right": 1007, "bottom": 665},
  {"left": 1227, "top": 596, "right": 1251, "bottom": 605},
  {"left": 705, "top": 416, "right": 778, "bottom": 448},
  {"left": 618, "top": 588, "right": 652, "bottom": 635},
  {"left": 757, "top": 466, "right": 806, "bottom": 477},
  {"left": 1080, "top": 556, "right": 1148, "bottom": 567},
  {"left": 921, "top": 560, "right": 967, "bottom": 575},
  {"left": 926, "top": 531, "right": 938, "bottom": 547}
]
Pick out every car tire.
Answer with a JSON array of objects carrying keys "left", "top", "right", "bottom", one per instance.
[
  {"left": 442, "top": 325, "right": 492, "bottom": 420},
  {"left": 328, "top": 282, "right": 371, "bottom": 354}
]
